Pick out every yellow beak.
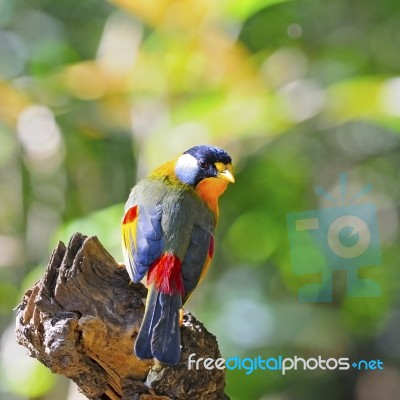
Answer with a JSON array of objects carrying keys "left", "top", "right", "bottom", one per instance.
[{"left": 217, "top": 169, "right": 235, "bottom": 183}]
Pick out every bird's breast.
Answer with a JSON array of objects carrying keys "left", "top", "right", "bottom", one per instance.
[{"left": 195, "top": 178, "right": 228, "bottom": 217}]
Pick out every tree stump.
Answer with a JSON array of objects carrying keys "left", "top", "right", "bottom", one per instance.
[{"left": 15, "top": 233, "right": 228, "bottom": 400}]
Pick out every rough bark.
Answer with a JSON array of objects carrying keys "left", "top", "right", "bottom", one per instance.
[{"left": 15, "top": 233, "right": 228, "bottom": 400}]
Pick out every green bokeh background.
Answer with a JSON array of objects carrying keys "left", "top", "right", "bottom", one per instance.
[{"left": 1, "top": 0, "right": 400, "bottom": 399}]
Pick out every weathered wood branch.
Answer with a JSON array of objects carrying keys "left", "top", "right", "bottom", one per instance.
[{"left": 15, "top": 233, "right": 227, "bottom": 400}]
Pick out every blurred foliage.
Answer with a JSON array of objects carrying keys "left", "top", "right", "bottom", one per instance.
[{"left": 1, "top": 0, "right": 400, "bottom": 399}]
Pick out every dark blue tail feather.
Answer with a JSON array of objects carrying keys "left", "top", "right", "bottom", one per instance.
[{"left": 134, "top": 286, "right": 182, "bottom": 365}]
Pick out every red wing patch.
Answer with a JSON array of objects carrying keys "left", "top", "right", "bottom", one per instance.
[
  {"left": 123, "top": 205, "right": 138, "bottom": 224},
  {"left": 147, "top": 253, "right": 184, "bottom": 296},
  {"left": 208, "top": 235, "right": 214, "bottom": 258}
]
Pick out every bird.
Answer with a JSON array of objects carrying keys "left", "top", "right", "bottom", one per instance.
[{"left": 121, "top": 145, "right": 234, "bottom": 365}]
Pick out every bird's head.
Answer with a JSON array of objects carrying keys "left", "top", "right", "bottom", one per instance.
[{"left": 175, "top": 145, "right": 234, "bottom": 187}]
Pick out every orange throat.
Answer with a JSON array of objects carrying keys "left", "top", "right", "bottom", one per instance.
[{"left": 195, "top": 178, "right": 228, "bottom": 216}]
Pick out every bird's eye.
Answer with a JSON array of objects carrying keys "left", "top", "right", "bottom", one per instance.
[{"left": 199, "top": 160, "right": 209, "bottom": 169}]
